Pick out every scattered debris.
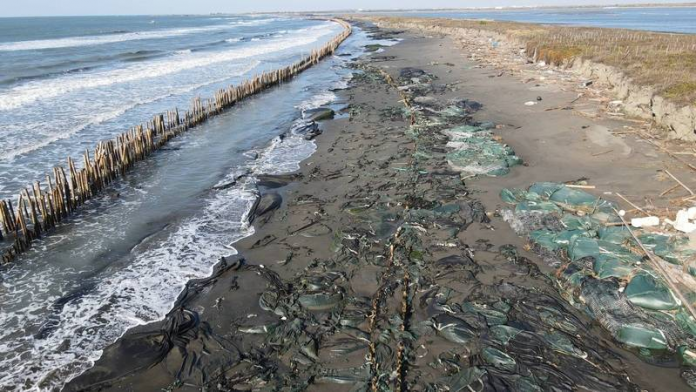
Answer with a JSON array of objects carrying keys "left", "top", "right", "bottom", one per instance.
[{"left": 500, "top": 181, "right": 696, "bottom": 386}]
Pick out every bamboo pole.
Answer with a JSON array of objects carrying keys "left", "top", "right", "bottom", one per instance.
[{"left": 0, "top": 18, "right": 352, "bottom": 263}]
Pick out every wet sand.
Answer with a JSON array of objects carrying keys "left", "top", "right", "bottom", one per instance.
[{"left": 66, "top": 25, "right": 694, "bottom": 391}]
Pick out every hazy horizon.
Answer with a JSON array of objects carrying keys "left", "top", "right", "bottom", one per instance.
[{"left": 0, "top": 0, "right": 693, "bottom": 17}]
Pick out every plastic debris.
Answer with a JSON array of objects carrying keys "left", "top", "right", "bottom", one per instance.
[
  {"left": 631, "top": 216, "right": 660, "bottom": 228},
  {"left": 625, "top": 273, "right": 681, "bottom": 310},
  {"left": 499, "top": 181, "right": 696, "bottom": 380},
  {"left": 482, "top": 347, "right": 517, "bottom": 371},
  {"left": 665, "top": 208, "right": 696, "bottom": 233},
  {"left": 615, "top": 324, "right": 668, "bottom": 350},
  {"left": 444, "top": 122, "right": 522, "bottom": 177},
  {"left": 448, "top": 367, "right": 486, "bottom": 392}
]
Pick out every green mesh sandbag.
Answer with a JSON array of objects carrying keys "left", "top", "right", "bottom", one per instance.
[
  {"left": 529, "top": 230, "right": 561, "bottom": 251},
  {"left": 677, "top": 310, "right": 696, "bottom": 337},
  {"left": 593, "top": 258, "right": 637, "bottom": 279},
  {"left": 652, "top": 236, "right": 696, "bottom": 265},
  {"left": 625, "top": 273, "right": 681, "bottom": 311},
  {"left": 679, "top": 346, "right": 696, "bottom": 367},
  {"left": 598, "top": 226, "right": 632, "bottom": 244},
  {"left": 433, "top": 204, "right": 461, "bottom": 217},
  {"left": 505, "top": 155, "right": 524, "bottom": 167},
  {"left": 555, "top": 230, "right": 593, "bottom": 250},
  {"left": 615, "top": 324, "right": 668, "bottom": 350},
  {"left": 596, "top": 241, "right": 642, "bottom": 264},
  {"left": 561, "top": 214, "right": 600, "bottom": 231},
  {"left": 479, "top": 121, "right": 496, "bottom": 130},
  {"left": 488, "top": 167, "right": 511, "bottom": 177},
  {"left": 549, "top": 186, "right": 598, "bottom": 206},
  {"left": 447, "top": 124, "right": 484, "bottom": 135},
  {"left": 592, "top": 210, "right": 622, "bottom": 224},
  {"left": 568, "top": 237, "right": 600, "bottom": 261},
  {"left": 529, "top": 182, "right": 563, "bottom": 198},
  {"left": 439, "top": 106, "right": 468, "bottom": 118},
  {"left": 500, "top": 188, "right": 525, "bottom": 204}
]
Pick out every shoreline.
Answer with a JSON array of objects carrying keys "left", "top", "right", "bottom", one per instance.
[
  {"left": 359, "top": 16, "right": 696, "bottom": 141},
  {"left": 66, "top": 23, "right": 696, "bottom": 391},
  {"left": 0, "top": 18, "right": 351, "bottom": 264},
  {"left": 350, "top": 3, "right": 696, "bottom": 12},
  {"left": 0, "top": 19, "right": 363, "bottom": 391}
]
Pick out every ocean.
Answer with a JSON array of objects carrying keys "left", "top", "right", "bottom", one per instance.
[
  {"left": 374, "top": 6, "right": 696, "bottom": 34},
  {"left": 0, "top": 15, "right": 390, "bottom": 391}
]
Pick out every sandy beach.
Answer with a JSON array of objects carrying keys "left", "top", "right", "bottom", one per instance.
[{"left": 65, "top": 22, "right": 696, "bottom": 392}]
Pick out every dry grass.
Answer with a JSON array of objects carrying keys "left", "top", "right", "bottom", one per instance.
[{"left": 362, "top": 16, "right": 696, "bottom": 106}]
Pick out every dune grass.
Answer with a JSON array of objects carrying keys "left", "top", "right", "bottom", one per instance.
[{"left": 363, "top": 16, "right": 696, "bottom": 106}]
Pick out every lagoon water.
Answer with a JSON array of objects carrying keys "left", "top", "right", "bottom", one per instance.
[
  {"left": 0, "top": 15, "right": 386, "bottom": 391},
  {"left": 375, "top": 6, "right": 696, "bottom": 34}
]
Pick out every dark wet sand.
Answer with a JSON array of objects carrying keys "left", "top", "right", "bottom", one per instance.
[{"left": 66, "top": 25, "right": 692, "bottom": 392}]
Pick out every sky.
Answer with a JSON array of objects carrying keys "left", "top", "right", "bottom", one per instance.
[{"left": 0, "top": 0, "right": 691, "bottom": 17}]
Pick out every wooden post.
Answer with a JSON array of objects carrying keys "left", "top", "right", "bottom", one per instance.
[{"left": 0, "top": 19, "right": 353, "bottom": 262}]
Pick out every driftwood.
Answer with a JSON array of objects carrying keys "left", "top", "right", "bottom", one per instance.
[
  {"left": 664, "top": 169, "right": 694, "bottom": 196},
  {"left": 616, "top": 192, "right": 649, "bottom": 216}
]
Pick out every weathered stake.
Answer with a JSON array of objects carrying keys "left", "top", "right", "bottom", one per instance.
[{"left": 0, "top": 19, "right": 352, "bottom": 264}]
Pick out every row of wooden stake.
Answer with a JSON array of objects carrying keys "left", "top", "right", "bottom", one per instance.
[{"left": 0, "top": 19, "right": 352, "bottom": 264}]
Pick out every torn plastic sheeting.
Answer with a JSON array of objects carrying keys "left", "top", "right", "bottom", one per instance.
[
  {"left": 489, "top": 325, "right": 522, "bottom": 346},
  {"left": 562, "top": 214, "right": 601, "bottom": 231},
  {"left": 541, "top": 331, "right": 588, "bottom": 359},
  {"left": 448, "top": 367, "right": 487, "bottom": 392},
  {"left": 439, "top": 106, "right": 469, "bottom": 118},
  {"left": 433, "top": 314, "right": 477, "bottom": 344},
  {"left": 444, "top": 125, "right": 522, "bottom": 177},
  {"left": 528, "top": 182, "right": 563, "bottom": 198},
  {"left": 445, "top": 124, "right": 489, "bottom": 136},
  {"left": 481, "top": 347, "right": 517, "bottom": 372},
  {"left": 568, "top": 237, "right": 600, "bottom": 261},
  {"left": 528, "top": 229, "right": 597, "bottom": 254},
  {"left": 638, "top": 233, "right": 696, "bottom": 265},
  {"left": 524, "top": 182, "right": 617, "bottom": 213},
  {"left": 515, "top": 201, "right": 562, "bottom": 214},
  {"left": 594, "top": 258, "right": 637, "bottom": 279},
  {"left": 538, "top": 308, "right": 580, "bottom": 334},
  {"left": 462, "top": 302, "right": 508, "bottom": 326},
  {"left": 500, "top": 188, "right": 537, "bottom": 204}
]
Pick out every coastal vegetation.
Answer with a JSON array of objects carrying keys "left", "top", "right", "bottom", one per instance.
[{"left": 363, "top": 17, "right": 696, "bottom": 106}]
